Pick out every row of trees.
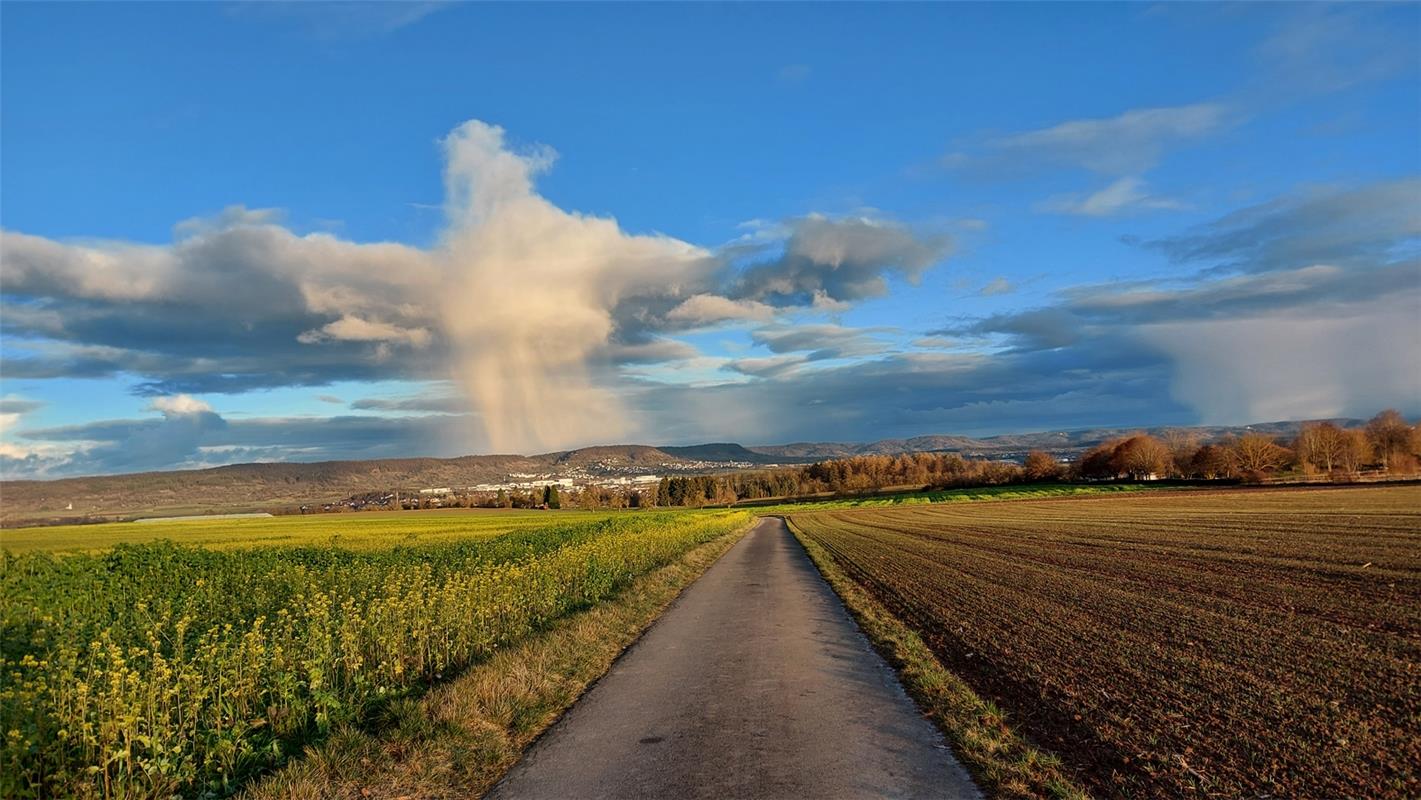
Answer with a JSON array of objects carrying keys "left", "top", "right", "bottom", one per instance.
[
  {"left": 1072, "top": 410, "right": 1420, "bottom": 483},
  {"left": 644, "top": 410, "right": 1420, "bottom": 507},
  {"left": 646, "top": 451, "right": 1040, "bottom": 507}
]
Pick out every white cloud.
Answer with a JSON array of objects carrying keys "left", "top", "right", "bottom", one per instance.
[
  {"left": 980, "top": 277, "right": 1015, "bottom": 296},
  {"left": 979, "top": 103, "right": 1228, "bottom": 175},
  {"left": 1038, "top": 176, "right": 1186, "bottom": 217},
  {"left": 148, "top": 394, "right": 214, "bottom": 415},
  {"left": 665, "top": 294, "right": 776, "bottom": 326},
  {"left": 434, "top": 120, "right": 720, "bottom": 452},
  {"left": 298, "top": 315, "right": 433, "bottom": 347}
]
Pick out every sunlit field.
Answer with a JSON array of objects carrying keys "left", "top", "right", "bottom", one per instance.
[
  {"left": 0, "top": 508, "right": 612, "bottom": 554},
  {"left": 0, "top": 509, "right": 749, "bottom": 798}
]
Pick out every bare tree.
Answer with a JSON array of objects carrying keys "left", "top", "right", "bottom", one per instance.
[
  {"left": 1297, "top": 421, "right": 1346, "bottom": 474},
  {"left": 1337, "top": 428, "right": 1372, "bottom": 474},
  {"left": 1162, "top": 429, "right": 1200, "bottom": 478},
  {"left": 1366, "top": 409, "right": 1414, "bottom": 472}
]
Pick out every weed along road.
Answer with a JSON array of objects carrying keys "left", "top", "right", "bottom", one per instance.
[{"left": 487, "top": 516, "right": 981, "bottom": 799}]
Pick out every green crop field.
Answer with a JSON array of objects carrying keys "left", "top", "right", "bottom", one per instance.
[
  {"left": 0, "top": 508, "right": 750, "bottom": 799},
  {"left": 742, "top": 481, "right": 1163, "bottom": 513},
  {"left": 791, "top": 485, "right": 1421, "bottom": 799},
  {"left": 0, "top": 508, "right": 612, "bottom": 554}
]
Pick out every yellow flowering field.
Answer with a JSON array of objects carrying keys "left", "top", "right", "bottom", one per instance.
[
  {"left": 1, "top": 510, "right": 748, "bottom": 798},
  {"left": 1, "top": 508, "right": 609, "bottom": 554}
]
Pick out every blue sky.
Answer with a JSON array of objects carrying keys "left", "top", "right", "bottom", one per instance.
[{"left": 2, "top": 2, "right": 1418, "bottom": 476}]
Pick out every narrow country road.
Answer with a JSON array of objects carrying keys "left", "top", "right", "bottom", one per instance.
[{"left": 486, "top": 517, "right": 982, "bottom": 800}]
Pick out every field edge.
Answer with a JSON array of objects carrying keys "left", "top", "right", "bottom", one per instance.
[
  {"left": 239, "top": 518, "right": 757, "bottom": 800},
  {"left": 785, "top": 515, "right": 1092, "bottom": 800}
]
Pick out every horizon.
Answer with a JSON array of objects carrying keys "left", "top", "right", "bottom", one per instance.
[
  {"left": 0, "top": 411, "right": 1380, "bottom": 484},
  {"left": 3, "top": 2, "right": 1419, "bottom": 478}
]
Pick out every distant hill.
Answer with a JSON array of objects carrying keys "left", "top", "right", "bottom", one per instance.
[
  {"left": 658, "top": 443, "right": 796, "bottom": 464},
  {"left": 0, "top": 419, "right": 1356, "bottom": 527}
]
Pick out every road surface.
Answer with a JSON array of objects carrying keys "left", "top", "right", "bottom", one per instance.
[{"left": 487, "top": 516, "right": 982, "bottom": 799}]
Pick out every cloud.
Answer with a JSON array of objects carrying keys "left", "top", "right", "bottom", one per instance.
[
  {"left": 349, "top": 394, "right": 468, "bottom": 413},
  {"left": 665, "top": 294, "right": 776, "bottom": 327},
  {"left": 950, "top": 103, "right": 1229, "bottom": 176},
  {"left": 148, "top": 394, "right": 214, "bottom": 416},
  {"left": 1038, "top": 177, "right": 1186, "bottom": 217},
  {"left": 0, "top": 215, "right": 442, "bottom": 395},
  {"left": 600, "top": 338, "right": 700, "bottom": 365},
  {"left": 724, "top": 354, "right": 808, "bottom": 378},
  {"left": 750, "top": 323, "right": 896, "bottom": 361},
  {"left": 0, "top": 397, "right": 43, "bottom": 415},
  {"left": 1253, "top": 5, "right": 1416, "bottom": 97},
  {"left": 432, "top": 120, "right": 720, "bottom": 452},
  {"left": 941, "top": 179, "right": 1421, "bottom": 425},
  {"left": 297, "top": 316, "right": 434, "bottom": 347},
  {"left": 1140, "top": 178, "right": 1421, "bottom": 273},
  {"left": 632, "top": 346, "right": 1187, "bottom": 446},
  {"left": 4, "top": 406, "right": 469, "bottom": 479},
  {"left": 979, "top": 277, "right": 1014, "bottom": 297},
  {"left": 4, "top": 120, "right": 950, "bottom": 459},
  {"left": 1141, "top": 295, "right": 1421, "bottom": 424},
  {"left": 730, "top": 215, "right": 952, "bottom": 306},
  {"left": 0, "top": 396, "right": 69, "bottom": 467},
  {"left": 316, "top": 394, "right": 344, "bottom": 404}
]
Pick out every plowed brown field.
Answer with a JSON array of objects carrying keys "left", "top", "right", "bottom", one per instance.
[{"left": 791, "top": 485, "right": 1421, "bottom": 799}]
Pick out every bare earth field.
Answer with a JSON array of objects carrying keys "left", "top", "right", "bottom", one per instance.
[{"left": 791, "top": 485, "right": 1421, "bottom": 799}]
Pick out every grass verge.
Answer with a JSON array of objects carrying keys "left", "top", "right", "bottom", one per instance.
[
  {"left": 786, "top": 517, "right": 1091, "bottom": 800},
  {"left": 240, "top": 521, "right": 753, "bottom": 800}
]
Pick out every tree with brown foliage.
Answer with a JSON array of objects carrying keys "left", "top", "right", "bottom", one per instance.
[
  {"left": 1023, "top": 451, "right": 1062, "bottom": 482},
  {"left": 1075, "top": 440, "right": 1121, "bottom": 480},
  {"left": 1230, "top": 433, "right": 1292, "bottom": 476},
  {"left": 1190, "top": 444, "right": 1235, "bottom": 479},
  {"left": 1112, "top": 435, "right": 1172, "bottom": 480}
]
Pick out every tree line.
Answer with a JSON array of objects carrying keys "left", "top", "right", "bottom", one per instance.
[
  {"left": 1072, "top": 410, "right": 1419, "bottom": 483},
  {"left": 641, "top": 410, "right": 1420, "bottom": 507}
]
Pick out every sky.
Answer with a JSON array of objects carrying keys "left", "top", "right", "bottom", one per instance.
[{"left": 2, "top": 2, "right": 1419, "bottom": 477}]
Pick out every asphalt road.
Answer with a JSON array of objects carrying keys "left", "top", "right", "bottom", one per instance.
[{"left": 486, "top": 516, "right": 982, "bottom": 800}]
